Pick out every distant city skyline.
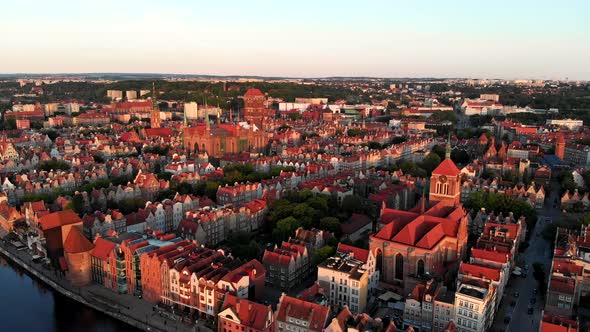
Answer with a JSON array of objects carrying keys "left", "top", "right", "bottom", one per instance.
[{"left": 1, "top": 0, "right": 589, "bottom": 80}]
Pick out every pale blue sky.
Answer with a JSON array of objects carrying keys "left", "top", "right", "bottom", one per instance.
[{"left": 1, "top": 0, "right": 589, "bottom": 79}]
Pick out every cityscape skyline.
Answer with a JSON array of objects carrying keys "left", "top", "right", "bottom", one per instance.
[{"left": 2, "top": 0, "right": 589, "bottom": 80}]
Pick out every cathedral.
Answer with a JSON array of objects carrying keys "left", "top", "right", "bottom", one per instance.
[
  {"left": 369, "top": 153, "right": 469, "bottom": 294},
  {"left": 183, "top": 122, "right": 268, "bottom": 157},
  {"left": 182, "top": 89, "right": 271, "bottom": 157}
]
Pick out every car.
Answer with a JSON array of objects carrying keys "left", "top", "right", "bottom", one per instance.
[
  {"left": 527, "top": 306, "right": 534, "bottom": 315},
  {"left": 530, "top": 298, "right": 536, "bottom": 304},
  {"left": 504, "top": 316, "right": 511, "bottom": 324},
  {"left": 522, "top": 272, "right": 527, "bottom": 278},
  {"left": 514, "top": 291, "right": 520, "bottom": 298},
  {"left": 533, "top": 288, "right": 538, "bottom": 295},
  {"left": 510, "top": 300, "right": 516, "bottom": 307}
]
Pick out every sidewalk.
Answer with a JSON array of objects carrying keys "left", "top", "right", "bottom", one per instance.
[{"left": 0, "top": 237, "right": 213, "bottom": 332}]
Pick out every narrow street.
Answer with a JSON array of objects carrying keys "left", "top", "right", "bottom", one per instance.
[{"left": 490, "top": 180, "right": 560, "bottom": 332}]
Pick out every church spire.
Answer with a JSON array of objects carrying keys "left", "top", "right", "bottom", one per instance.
[
  {"left": 420, "top": 182, "right": 427, "bottom": 214},
  {"left": 445, "top": 132, "right": 451, "bottom": 159}
]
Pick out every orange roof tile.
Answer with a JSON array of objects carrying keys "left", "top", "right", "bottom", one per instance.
[
  {"left": 276, "top": 295, "right": 329, "bottom": 332},
  {"left": 64, "top": 227, "right": 94, "bottom": 254},
  {"left": 432, "top": 158, "right": 461, "bottom": 177},
  {"left": 337, "top": 243, "right": 369, "bottom": 263},
  {"left": 39, "top": 210, "right": 82, "bottom": 230},
  {"left": 91, "top": 237, "right": 116, "bottom": 260}
]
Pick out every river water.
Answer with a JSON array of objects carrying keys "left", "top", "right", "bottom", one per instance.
[{"left": 0, "top": 256, "right": 140, "bottom": 332}]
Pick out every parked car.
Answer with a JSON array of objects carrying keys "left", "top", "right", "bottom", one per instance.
[
  {"left": 530, "top": 298, "right": 536, "bottom": 304},
  {"left": 533, "top": 288, "right": 538, "bottom": 295},
  {"left": 527, "top": 306, "right": 534, "bottom": 315},
  {"left": 514, "top": 291, "right": 520, "bottom": 298}
]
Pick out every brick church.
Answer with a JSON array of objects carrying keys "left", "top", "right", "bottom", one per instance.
[
  {"left": 369, "top": 155, "right": 469, "bottom": 294},
  {"left": 182, "top": 89, "right": 271, "bottom": 157},
  {"left": 241, "top": 88, "right": 275, "bottom": 129}
]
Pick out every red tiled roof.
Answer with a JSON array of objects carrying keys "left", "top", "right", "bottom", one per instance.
[
  {"left": 432, "top": 158, "right": 461, "bottom": 177},
  {"left": 460, "top": 263, "right": 501, "bottom": 281},
  {"left": 39, "top": 210, "right": 83, "bottom": 231},
  {"left": 221, "top": 293, "right": 273, "bottom": 330},
  {"left": 91, "top": 237, "right": 116, "bottom": 260},
  {"left": 549, "top": 276, "right": 575, "bottom": 294},
  {"left": 337, "top": 243, "right": 369, "bottom": 263},
  {"left": 276, "top": 295, "right": 329, "bottom": 332},
  {"left": 540, "top": 313, "right": 578, "bottom": 332},
  {"left": 63, "top": 227, "right": 94, "bottom": 254},
  {"left": 471, "top": 248, "right": 508, "bottom": 263},
  {"left": 145, "top": 128, "right": 174, "bottom": 137},
  {"left": 244, "top": 88, "right": 264, "bottom": 97},
  {"left": 552, "top": 258, "right": 583, "bottom": 276}
]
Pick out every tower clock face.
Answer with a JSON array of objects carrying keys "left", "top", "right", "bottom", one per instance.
[{"left": 439, "top": 175, "right": 447, "bottom": 183}]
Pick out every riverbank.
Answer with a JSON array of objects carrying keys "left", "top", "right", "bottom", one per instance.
[{"left": 0, "top": 238, "right": 209, "bottom": 332}]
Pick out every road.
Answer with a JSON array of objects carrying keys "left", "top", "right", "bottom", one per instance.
[{"left": 490, "top": 180, "right": 560, "bottom": 332}]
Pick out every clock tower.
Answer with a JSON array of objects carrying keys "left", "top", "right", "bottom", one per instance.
[{"left": 429, "top": 158, "right": 462, "bottom": 206}]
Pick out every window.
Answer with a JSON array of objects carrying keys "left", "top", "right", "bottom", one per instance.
[
  {"left": 395, "top": 253, "right": 404, "bottom": 280},
  {"left": 417, "top": 259, "right": 425, "bottom": 276}
]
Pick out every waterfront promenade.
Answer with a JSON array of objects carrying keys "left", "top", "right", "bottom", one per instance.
[{"left": 0, "top": 236, "right": 213, "bottom": 332}]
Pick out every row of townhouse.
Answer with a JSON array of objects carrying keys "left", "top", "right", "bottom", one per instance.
[
  {"left": 461, "top": 180, "right": 546, "bottom": 209},
  {"left": 217, "top": 279, "right": 460, "bottom": 332},
  {"left": 561, "top": 189, "right": 590, "bottom": 211},
  {"left": 217, "top": 182, "right": 263, "bottom": 206},
  {"left": 2, "top": 167, "right": 108, "bottom": 204},
  {"left": 85, "top": 193, "right": 212, "bottom": 237},
  {"left": 453, "top": 215, "right": 526, "bottom": 332},
  {"left": 176, "top": 199, "right": 267, "bottom": 246},
  {"left": 399, "top": 185, "right": 525, "bottom": 331},
  {"left": 263, "top": 241, "right": 310, "bottom": 290},
  {"left": 98, "top": 237, "right": 267, "bottom": 319},
  {"left": 542, "top": 225, "right": 590, "bottom": 325}
]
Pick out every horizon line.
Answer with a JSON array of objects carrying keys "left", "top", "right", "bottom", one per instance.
[{"left": 0, "top": 72, "right": 583, "bottom": 82}]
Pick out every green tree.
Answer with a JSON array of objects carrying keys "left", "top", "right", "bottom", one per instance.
[
  {"left": 451, "top": 149, "right": 470, "bottom": 165},
  {"left": 273, "top": 216, "right": 301, "bottom": 242},
  {"left": 420, "top": 153, "right": 442, "bottom": 176},
  {"left": 319, "top": 217, "right": 341, "bottom": 234},
  {"left": 312, "top": 245, "right": 335, "bottom": 266},
  {"left": 205, "top": 181, "right": 220, "bottom": 201},
  {"left": 69, "top": 194, "right": 87, "bottom": 214},
  {"left": 342, "top": 195, "right": 363, "bottom": 214},
  {"left": 431, "top": 145, "right": 446, "bottom": 160},
  {"left": 368, "top": 141, "right": 382, "bottom": 150}
]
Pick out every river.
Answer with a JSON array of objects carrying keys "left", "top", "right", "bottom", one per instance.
[{"left": 0, "top": 255, "right": 140, "bottom": 332}]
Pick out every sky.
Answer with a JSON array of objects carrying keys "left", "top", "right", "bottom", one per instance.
[{"left": 1, "top": 0, "right": 589, "bottom": 80}]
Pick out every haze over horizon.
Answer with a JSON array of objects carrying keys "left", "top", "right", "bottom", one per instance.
[{"left": 2, "top": 0, "right": 589, "bottom": 80}]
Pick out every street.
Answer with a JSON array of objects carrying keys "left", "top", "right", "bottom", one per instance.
[{"left": 490, "top": 180, "right": 560, "bottom": 332}]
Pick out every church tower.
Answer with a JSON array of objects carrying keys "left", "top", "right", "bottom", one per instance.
[
  {"left": 150, "top": 83, "right": 161, "bottom": 129},
  {"left": 555, "top": 133, "right": 565, "bottom": 160},
  {"left": 430, "top": 134, "right": 462, "bottom": 205}
]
